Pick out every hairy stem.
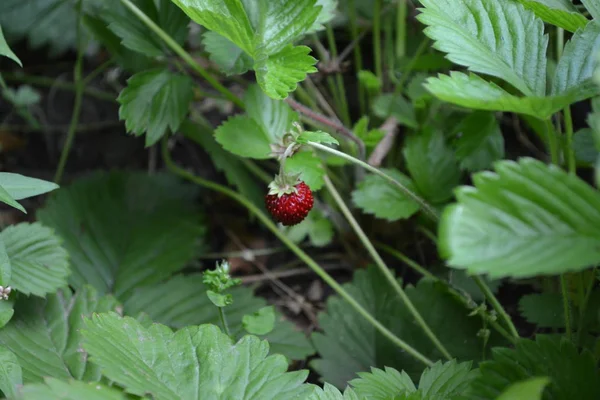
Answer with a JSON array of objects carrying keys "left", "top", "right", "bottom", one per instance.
[
  {"left": 218, "top": 307, "right": 231, "bottom": 337},
  {"left": 307, "top": 141, "right": 439, "bottom": 220},
  {"left": 54, "top": 0, "right": 85, "bottom": 184},
  {"left": 161, "top": 138, "right": 434, "bottom": 367},
  {"left": 473, "top": 276, "right": 520, "bottom": 339},
  {"left": 323, "top": 175, "right": 453, "bottom": 360},
  {"left": 119, "top": 0, "right": 244, "bottom": 109}
]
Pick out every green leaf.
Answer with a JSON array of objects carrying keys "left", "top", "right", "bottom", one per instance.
[
  {"left": 0, "top": 184, "right": 25, "bottom": 214},
  {"left": 215, "top": 84, "right": 298, "bottom": 159},
  {"left": 349, "top": 367, "right": 416, "bottom": 399},
  {"left": 308, "top": 383, "right": 359, "bottom": 400},
  {"left": 118, "top": 69, "right": 194, "bottom": 146},
  {"left": 470, "top": 336, "right": 600, "bottom": 400},
  {"left": 439, "top": 157, "right": 600, "bottom": 278},
  {"left": 0, "top": 301, "right": 15, "bottom": 329},
  {"left": 514, "top": 0, "right": 588, "bottom": 32},
  {"left": 82, "top": 13, "right": 153, "bottom": 73},
  {"left": 123, "top": 274, "right": 315, "bottom": 361},
  {"left": 372, "top": 94, "right": 417, "bottom": 128},
  {"left": 3, "top": 223, "right": 69, "bottom": 297},
  {"left": 202, "top": 31, "right": 253, "bottom": 75},
  {"left": 0, "top": 25, "right": 21, "bottom": 66},
  {"left": 425, "top": 72, "right": 574, "bottom": 120},
  {"left": 206, "top": 290, "right": 232, "bottom": 307},
  {"left": 415, "top": 360, "right": 477, "bottom": 398},
  {"left": 404, "top": 129, "right": 461, "bottom": 204},
  {"left": 0, "top": 173, "right": 58, "bottom": 200},
  {"left": 0, "top": 286, "right": 119, "bottom": 384},
  {"left": 171, "top": 0, "right": 320, "bottom": 99},
  {"left": 308, "top": 0, "right": 338, "bottom": 33},
  {"left": 180, "top": 121, "right": 264, "bottom": 207},
  {"left": 358, "top": 70, "right": 382, "bottom": 93},
  {"left": 518, "top": 293, "right": 564, "bottom": 328},
  {"left": 285, "top": 150, "right": 325, "bottom": 191},
  {"left": 95, "top": 0, "right": 188, "bottom": 58},
  {"left": 417, "top": 0, "right": 547, "bottom": 96},
  {"left": 0, "top": 0, "right": 86, "bottom": 55},
  {"left": 311, "top": 267, "right": 506, "bottom": 388},
  {"left": 551, "top": 21, "right": 600, "bottom": 102},
  {"left": 297, "top": 131, "right": 339, "bottom": 145},
  {"left": 37, "top": 172, "right": 205, "bottom": 299},
  {"left": 19, "top": 378, "right": 127, "bottom": 400},
  {"left": 82, "top": 313, "right": 315, "bottom": 399},
  {"left": 496, "top": 377, "right": 551, "bottom": 400},
  {"left": 582, "top": 0, "right": 600, "bottom": 20},
  {"left": 348, "top": 360, "right": 476, "bottom": 399},
  {"left": 452, "top": 112, "right": 504, "bottom": 172},
  {"left": 243, "top": 306, "right": 276, "bottom": 335},
  {"left": 285, "top": 208, "right": 334, "bottom": 247},
  {"left": 244, "top": 84, "right": 298, "bottom": 142},
  {"left": 0, "top": 346, "right": 21, "bottom": 398},
  {"left": 352, "top": 169, "right": 420, "bottom": 221},
  {"left": 215, "top": 115, "right": 273, "bottom": 159},
  {"left": 255, "top": 45, "right": 318, "bottom": 99}
]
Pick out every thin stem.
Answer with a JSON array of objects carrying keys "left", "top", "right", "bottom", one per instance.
[
  {"left": 544, "top": 119, "right": 560, "bottom": 164},
  {"left": 473, "top": 276, "right": 520, "bottom": 339},
  {"left": 556, "top": 27, "right": 565, "bottom": 59},
  {"left": 325, "top": 25, "right": 352, "bottom": 126},
  {"left": 162, "top": 139, "right": 434, "bottom": 367},
  {"left": 396, "top": 0, "right": 407, "bottom": 60},
  {"left": 373, "top": 0, "right": 383, "bottom": 81},
  {"left": 218, "top": 307, "right": 231, "bottom": 337},
  {"left": 307, "top": 141, "right": 439, "bottom": 220},
  {"left": 286, "top": 97, "right": 365, "bottom": 159},
  {"left": 374, "top": 241, "right": 437, "bottom": 280},
  {"left": 118, "top": 0, "right": 244, "bottom": 109},
  {"left": 323, "top": 175, "right": 452, "bottom": 360},
  {"left": 560, "top": 275, "right": 572, "bottom": 341},
  {"left": 347, "top": 0, "right": 367, "bottom": 114},
  {"left": 54, "top": 0, "right": 85, "bottom": 184},
  {"left": 564, "top": 106, "right": 575, "bottom": 174}
]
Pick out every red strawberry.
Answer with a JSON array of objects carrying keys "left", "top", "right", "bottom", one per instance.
[{"left": 265, "top": 175, "right": 314, "bottom": 226}]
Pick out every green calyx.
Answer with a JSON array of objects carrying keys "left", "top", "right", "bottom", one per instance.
[{"left": 268, "top": 172, "right": 302, "bottom": 197}]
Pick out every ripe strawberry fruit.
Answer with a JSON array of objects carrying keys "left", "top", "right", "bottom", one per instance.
[{"left": 265, "top": 174, "right": 314, "bottom": 226}]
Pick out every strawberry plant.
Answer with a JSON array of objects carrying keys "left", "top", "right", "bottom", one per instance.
[{"left": 2, "top": 0, "right": 600, "bottom": 398}]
